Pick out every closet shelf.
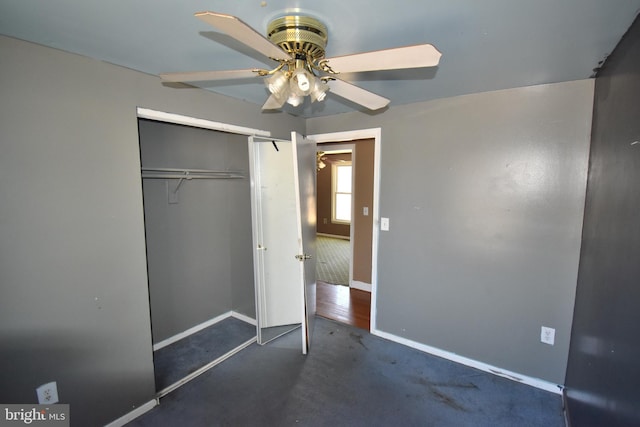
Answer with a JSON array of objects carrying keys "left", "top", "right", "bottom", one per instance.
[{"left": 141, "top": 167, "right": 244, "bottom": 180}]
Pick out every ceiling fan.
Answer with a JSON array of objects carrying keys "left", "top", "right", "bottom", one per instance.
[
  {"left": 160, "top": 11, "right": 442, "bottom": 112},
  {"left": 316, "top": 151, "right": 351, "bottom": 171}
]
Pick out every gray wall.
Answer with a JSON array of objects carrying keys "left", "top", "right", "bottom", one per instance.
[
  {"left": 565, "top": 15, "right": 640, "bottom": 426},
  {"left": 139, "top": 120, "right": 254, "bottom": 343},
  {"left": 308, "top": 80, "right": 594, "bottom": 384},
  {"left": 0, "top": 35, "right": 303, "bottom": 426}
]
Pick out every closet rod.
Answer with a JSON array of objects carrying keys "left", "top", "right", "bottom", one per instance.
[
  {"left": 141, "top": 167, "right": 244, "bottom": 179},
  {"left": 141, "top": 174, "right": 243, "bottom": 180}
]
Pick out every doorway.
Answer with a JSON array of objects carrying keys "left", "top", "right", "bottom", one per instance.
[
  {"left": 316, "top": 145, "right": 353, "bottom": 287},
  {"left": 311, "top": 129, "right": 381, "bottom": 332}
]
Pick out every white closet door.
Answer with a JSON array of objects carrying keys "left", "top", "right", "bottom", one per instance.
[
  {"left": 249, "top": 137, "right": 303, "bottom": 344},
  {"left": 291, "top": 131, "right": 317, "bottom": 354}
]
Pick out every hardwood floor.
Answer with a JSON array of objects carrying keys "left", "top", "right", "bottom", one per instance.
[{"left": 316, "top": 280, "right": 371, "bottom": 330}]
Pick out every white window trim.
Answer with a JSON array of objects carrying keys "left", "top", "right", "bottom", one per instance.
[{"left": 331, "top": 161, "right": 353, "bottom": 225}]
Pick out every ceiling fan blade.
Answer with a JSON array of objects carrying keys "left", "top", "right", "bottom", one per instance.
[
  {"left": 159, "top": 68, "right": 259, "bottom": 82},
  {"left": 195, "top": 11, "right": 291, "bottom": 61},
  {"left": 262, "top": 94, "right": 286, "bottom": 110},
  {"left": 325, "top": 44, "right": 442, "bottom": 73},
  {"left": 328, "top": 79, "right": 390, "bottom": 111}
]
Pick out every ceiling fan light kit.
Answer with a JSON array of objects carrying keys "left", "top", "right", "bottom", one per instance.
[
  {"left": 263, "top": 16, "right": 331, "bottom": 108},
  {"left": 160, "top": 11, "right": 442, "bottom": 112}
]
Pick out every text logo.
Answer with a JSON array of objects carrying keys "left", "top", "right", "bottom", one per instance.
[{"left": 1, "top": 405, "right": 69, "bottom": 426}]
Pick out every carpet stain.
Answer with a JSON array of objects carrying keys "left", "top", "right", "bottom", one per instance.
[
  {"left": 410, "top": 376, "right": 469, "bottom": 411},
  {"left": 350, "top": 332, "right": 368, "bottom": 350},
  {"left": 430, "top": 388, "right": 467, "bottom": 411}
]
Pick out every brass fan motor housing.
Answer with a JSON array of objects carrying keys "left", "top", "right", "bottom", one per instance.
[{"left": 267, "top": 15, "right": 328, "bottom": 61}]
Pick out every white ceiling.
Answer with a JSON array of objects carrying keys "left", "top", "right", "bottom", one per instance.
[{"left": 1, "top": 1, "right": 639, "bottom": 118}]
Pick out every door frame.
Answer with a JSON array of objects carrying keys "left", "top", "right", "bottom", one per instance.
[
  {"left": 137, "top": 108, "right": 271, "bottom": 137},
  {"left": 136, "top": 107, "right": 269, "bottom": 395},
  {"left": 308, "top": 128, "right": 381, "bottom": 331}
]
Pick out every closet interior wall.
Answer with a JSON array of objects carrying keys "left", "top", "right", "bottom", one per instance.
[{"left": 138, "top": 119, "right": 255, "bottom": 344}]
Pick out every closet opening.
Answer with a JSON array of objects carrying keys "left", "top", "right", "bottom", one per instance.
[{"left": 136, "top": 108, "right": 268, "bottom": 397}]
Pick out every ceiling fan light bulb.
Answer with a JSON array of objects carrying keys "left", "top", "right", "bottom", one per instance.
[
  {"left": 286, "top": 93, "right": 303, "bottom": 107},
  {"left": 289, "top": 78, "right": 304, "bottom": 96},
  {"left": 310, "top": 88, "right": 325, "bottom": 102},
  {"left": 273, "top": 88, "right": 290, "bottom": 104},
  {"left": 291, "top": 68, "right": 313, "bottom": 96},
  {"left": 310, "top": 79, "right": 329, "bottom": 102},
  {"left": 297, "top": 73, "right": 310, "bottom": 91},
  {"left": 265, "top": 71, "right": 288, "bottom": 96}
]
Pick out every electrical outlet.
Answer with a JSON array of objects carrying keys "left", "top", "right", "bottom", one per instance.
[
  {"left": 541, "top": 327, "right": 555, "bottom": 345},
  {"left": 36, "top": 381, "right": 59, "bottom": 404}
]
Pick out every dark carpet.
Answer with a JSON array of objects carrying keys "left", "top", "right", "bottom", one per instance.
[
  {"left": 131, "top": 317, "right": 564, "bottom": 427},
  {"left": 153, "top": 316, "right": 256, "bottom": 391}
]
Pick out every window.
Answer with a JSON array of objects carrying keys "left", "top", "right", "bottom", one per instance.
[{"left": 332, "top": 162, "right": 352, "bottom": 224}]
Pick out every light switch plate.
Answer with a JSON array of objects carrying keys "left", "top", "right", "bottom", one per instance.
[{"left": 381, "top": 217, "right": 389, "bottom": 231}]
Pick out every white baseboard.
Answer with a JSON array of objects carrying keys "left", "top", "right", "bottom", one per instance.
[
  {"left": 153, "top": 312, "right": 231, "bottom": 351},
  {"left": 153, "top": 312, "right": 232, "bottom": 351},
  {"left": 156, "top": 336, "right": 256, "bottom": 398},
  {"left": 104, "top": 398, "right": 158, "bottom": 427},
  {"left": 350, "top": 280, "right": 372, "bottom": 292},
  {"left": 231, "top": 311, "right": 257, "bottom": 326},
  {"left": 371, "top": 328, "right": 563, "bottom": 395},
  {"left": 111, "top": 313, "right": 257, "bottom": 425},
  {"left": 153, "top": 311, "right": 257, "bottom": 351}
]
